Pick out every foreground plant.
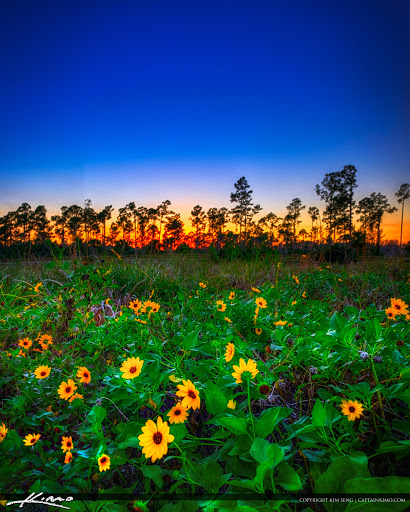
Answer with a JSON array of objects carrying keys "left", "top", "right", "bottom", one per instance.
[{"left": 138, "top": 417, "right": 175, "bottom": 463}]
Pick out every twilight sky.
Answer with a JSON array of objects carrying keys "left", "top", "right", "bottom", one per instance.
[{"left": 1, "top": 0, "right": 409, "bottom": 239}]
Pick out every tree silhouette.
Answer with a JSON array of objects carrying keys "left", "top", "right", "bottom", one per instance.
[
  {"left": 157, "top": 200, "right": 174, "bottom": 245},
  {"left": 97, "top": 205, "right": 114, "bottom": 246},
  {"left": 189, "top": 205, "right": 206, "bottom": 248},
  {"left": 32, "top": 206, "right": 51, "bottom": 244},
  {"left": 358, "top": 193, "right": 397, "bottom": 254},
  {"left": 395, "top": 183, "right": 410, "bottom": 252},
  {"left": 315, "top": 172, "right": 342, "bottom": 241},
  {"left": 308, "top": 206, "right": 320, "bottom": 242},
  {"left": 285, "top": 198, "right": 305, "bottom": 245},
  {"left": 230, "top": 177, "right": 261, "bottom": 241}
]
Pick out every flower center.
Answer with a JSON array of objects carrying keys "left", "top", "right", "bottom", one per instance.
[
  {"left": 41, "top": 372, "right": 46, "bottom": 376},
  {"left": 174, "top": 409, "right": 181, "bottom": 416},
  {"left": 349, "top": 406, "right": 356, "bottom": 413},
  {"left": 84, "top": 373, "right": 89, "bottom": 378},
  {"left": 31, "top": 438, "right": 36, "bottom": 444},
  {"left": 129, "top": 366, "right": 136, "bottom": 374},
  {"left": 153, "top": 432, "right": 163, "bottom": 445},
  {"left": 100, "top": 457, "right": 107, "bottom": 464},
  {"left": 188, "top": 390, "right": 196, "bottom": 399},
  {"left": 65, "top": 387, "right": 71, "bottom": 393},
  {"left": 67, "top": 442, "right": 71, "bottom": 447}
]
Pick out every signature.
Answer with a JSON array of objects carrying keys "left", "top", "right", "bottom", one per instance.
[{"left": 6, "top": 492, "right": 73, "bottom": 509}]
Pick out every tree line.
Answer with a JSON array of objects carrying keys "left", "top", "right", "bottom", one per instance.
[{"left": 0, "top": 166, "right": 409, "bottom": 256}]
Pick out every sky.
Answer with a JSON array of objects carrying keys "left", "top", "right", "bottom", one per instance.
[{"left": 1, "top": 0, "right": 409, "bottom": 240}]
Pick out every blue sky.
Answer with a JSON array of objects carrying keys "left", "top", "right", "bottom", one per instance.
[{"left": 1, "top": 0, "right": 409, "bottom": 236}]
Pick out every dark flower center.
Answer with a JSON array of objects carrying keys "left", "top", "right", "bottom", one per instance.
[
  {"left": 153, "top": 432, "right": 163, "bottom": 445},
  {"left": 174, "top": 409, "right": 181, "bottom": 416},
  {"left": 188, "top": 390, "right": 196, "bottom": 399},
  {"left": 349, "top": 406, "right": 355, "bottom": 413},
  {"left": 31, "top": 438, "right": 36, "bottom": 444},
  {"left": 41, "top": 372, "right": 46, "bottom": 376},
  {"left": 67, "top": 442, "right": 71, "bottom": 447},
  {"left": 84, "top": 373, "right": 89, "bottom": 378},
  {"left": 100, "top": 457, "right": 107, "bottom": 464},
  {"left": 129, "top": 366, "right": 136, "bottom": 374},
  {"left": 65, "top": 387, "right": 71, "bottom": 393}
]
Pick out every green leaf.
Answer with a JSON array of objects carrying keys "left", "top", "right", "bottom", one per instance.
[
  {"left": 87, "top": 406, "right": 107, "bottom": 432},
  {"left": 330, "top": 311, "right": 347, "bottom": 333},
  {"left": 171, "top": 423, "right": 187, "bottom": 444},
  {"left": 345, "top": 477, "right": 410, "bottom": 512},
  {"left": 141, "top": 464, "right": 163, "bottom": 489},
  {"left": 205, "top": 381, "right": 228, "bottom": 416},
  {"left": 117, "top": 435, "right": 141, "bottom": 449},
  {"left": 312, "top": 399, "right": 326, "bottom": 427},
  {"left": 216, "top": 417, "right": 249, "bottom": 436},
  {"left": 102, "top": 505, "right": 129, "bottom": 512},
  {"left": 255, "top": 407, "right": 291, "bottom": 438},
  {"left": 276, "top": 462, "right": 303, "bottom": 491}
]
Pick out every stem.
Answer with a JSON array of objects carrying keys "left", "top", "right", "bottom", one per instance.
[{"left": 247, "top": 380, "right": 256, "bottom": 439}]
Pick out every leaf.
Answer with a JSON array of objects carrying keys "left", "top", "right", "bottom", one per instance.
[
  {"left": 345, "top": 477, "right": 410, "bottom": 512},
  {"left": 102, "top": 505, "right": 129, "bottom": 512},
  {"left": 87, "top": 406, "right": 107, "bottom": 432},
  {"left": 255, "top": 407, "right": 291, "bottom": 438},
  {"left": 216, "top": 417, "right": 249, "bottom": 436},
  {"left": 205, "top": 381, "right": 227, "bottom": 416},
  {"left": 171, "top": 423, "right": 187, "bottom": 444},
  {"left": 276, "top": 462, "right": 303, "bottom": 491},
  {"left": 141, "top": 464, "right": 163, "bottom": 489},
  {"left": 312, "top": 399, "right": 326, "bottom": 427},
  {"left": 330, "top": 311, "right": 347, "bottom": 333},
  {"left": 117, "top": 435, "right": 141, "bottom": 449}
]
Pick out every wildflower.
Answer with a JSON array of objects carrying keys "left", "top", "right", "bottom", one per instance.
[
  {"left": 251, "top": 287, "right": 261, "bottom": 293},
  {"left": 340, "top": 399, "right": 364, "bottom": 421},
  {"left": 224, "top": 342, "right": 235, "bottom": 363},
  {"left": 253, "top": 307, "right": 259, "bottom": 322},
  {"left": 255, "top": 297, "right": 267, "bottom": 309},
  {"left": 129, "top": 299, "right": 142, "bottom": 312},
  {"left": 385, "top": 307, "right": 397, "bottom": 320},
  {"left": 77, "top": 367, "right": 91, "bottom": 384},
  {"left": 61, "top": 436, "right": 74, "bottom": 453},
  {"left": 58, "top": 379, "right": 77, "bottom": 400},
  {"left": 19, "top": 338, "right": 32, "bottom": 349},
  {"left": 169, "top": 375, "right": 182, "bottom": 383},
  {"left": 38, "top": 334, "right": 53, "bottom": 350},
  {"left": 216, "top": 300, "right": 226, "bottom": 312},
  {"left": 255, "top": 328, "right": 262, "bottom": 335},
  {"left": 34, "top": 365, "right": 51, "bottom": 379},
  {"left": 229, "top": 291, "right": 235, "bottom": 300},
  {"left": 0, "top": 423, "right": 8, "bottom": 443},
  {"left": 224, "top": 317, "right": 232, "bottom": 323},
  {"left": 302, "top": 291, "right": 307, "bottom": 298},
  {"left": 227, "top": 399, "right": 237, "bottom": 410},
  {"left": 135, "top": 318, "right": 147, "bottom": 324},
  {"left": 390, "top": 298, "right": 409, "bottom": 316},
  {"left": 176, "top": 380, "right": 201, "bottom": 410},
  {"left": 98, "top": 454, "right": 111, "bottom": 472},
  {"left": 138, "top": 416, "right": 175, "bottom": 462},
  {"left": 34, "top": 282, "right": 42, "bottom": 293},
  {"left": 64, "top": 452, "right": 73, "bottom": 464},
  {"left": 24, "top": 433, "right": 41, "bottom": 446},
  {"left": 232, "top": 358, "right": 259, "bottom": 384},
  {"left": 292, "top": 300, "right": 297, "bottom": 305},
  {"left": 167, "top": 403, "right": 189, "bottom": 424},
  {"left": 274, "top": 320, "right": 287, "bottom": 326},
  {"left": 120, "top": 357, "right": 144, "bottom": 379},
  {"left": 338, "top": 278, "right": 343, "bottom": 282},
  {"left": 292, "top": 275, "right": 300, "bottom": 285},
  {"left": 373, "top": 355, "right": 383, "bottom": 363},
  {"left": 68, "top": 393, "right": 84, "bottom": 403},
  {"left": 199, "top": 282, "right": 206, "bottom": 288}
]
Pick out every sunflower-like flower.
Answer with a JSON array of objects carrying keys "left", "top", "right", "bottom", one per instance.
[
  {"left": 34, "top": 365, "right": 51, "bottom": 379},
  {"left": 76, "top": 366, "right": 91, "bottom": 384},
  {"left": 390, "top": 298, "right": 409, "bottom": 316},
  {"left": 255, "top": 328, "right": 262, "bottom": 335},
  {"left": 251, "top": 287, "right": 261, "bottom": 293},
  {"left": 229, "top": 291, "right": 235, "bottom": 300},
  {"left": 385, "top": 307, "right": 397, "bottom": 320},
  {"left": 34, "top": 282, "right": 42, "bottom": 293},
  {"left": 292, "top": 275, "right": 300, "bottom": 285},
  {"left": 340, "top": 399, "right": 364, "bottom": 421},
  {"left": 232, "top": 358, "right": 259, "bottom": 384},
  {"left": 216, "top": 300, "right": 226, "bottom": 312},
  {"left": 38, "top": 334, "right": 53, "bottom": 350},
  {"left": 224, "top": 342, "right": 235, "bottom": 362},
  {"left": 224, "top": 317, "right": 232, "bottom": 323},
  {"left": 98, "top": 454, "right": 111, "bottom": 472},
  {"left": 274, "top": 320, "right": 287, "bottom": 326},
  {"left": 199, "top": 282, "right": 206, "bottom": 289},
  {"left": 120, "top": 357, "right": 144, "bottom": 379},
  {"left": 0, "top": 423, "right": 8, "bottom": 443},
  {"left": 167, "top": 403, "right": 189, "bottom": 424},
  {"left": 58, "top": 379, "right": 77, "bottom": 400},
  {"left": 255, "top": 297, "right": 267, "bottom": 309},
  {"left": 61, "top": 436, "right": 74, "bottom": 453},
  {"left": 227, "top": 399, "right": 237, "bottom": 410},
  {"left": 138, "top": 417, "right": 175, "bottom": 463},
  {"left": 176, "top": 380, "right": 201, "bottom": 410},
  {"left": 19, "top": 338, "right": 32, "bottom": 349},
  {"left": 64, "top": 452, "right": 73, "bottom": 464},
  {"left": 68, "top": 393, "right": 84, "bottom": 403},
  {"left": 23, "top": 433, "right": 41, "bottom": 446}
]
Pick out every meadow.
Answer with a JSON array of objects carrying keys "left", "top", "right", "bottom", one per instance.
[{"left": 0, "top": 254, "right": 409, "bottom": 512}]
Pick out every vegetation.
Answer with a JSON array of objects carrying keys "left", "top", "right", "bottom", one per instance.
[{"left": 0, "top": 256, "right": 409, "bottom": 511}]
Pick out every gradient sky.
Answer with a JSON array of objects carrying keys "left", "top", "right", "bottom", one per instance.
[{"left": 1, "top": 0, "right": 409, "bottom": 239}]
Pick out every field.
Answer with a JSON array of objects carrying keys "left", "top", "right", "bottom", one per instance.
[{"left": 0, "top": 255, "right": 409, "bottom": 512}]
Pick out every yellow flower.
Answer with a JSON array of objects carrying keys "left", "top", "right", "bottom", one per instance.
[
  {"left": 0, "top": 423, "right": 8, "bottom": 443},
  {"left": 274, "top": 320, "right": 287, "bottom": 326},
  {"left": 229, "top": 291, "right": 235, "bottom": 300},
  {"left": 225, "top": 342, "right": 235, "bottom": 362},
  {"left": 176, "top": 380, "right": 201, "bottom": 410},
  {"left": 138, "top": 417, "right": 175, "bottom": 463},
  {"left": 216, "top": 300, "right": 226, "bottom": 312},
  {"left": 251, "top": 287, "right": 261, "bottom": 293},
  {"left": 58, "top": 379, "right": 77, "bottom": 400},
  {"left": 255, "top": 328, "right": 262, "bottom": 335},
  {"left": 38, "top": 334, "right": 53, "bottom": 351},
  {"left": 224, "top": 317, "right": 232, "bottom": 324},
  {"left": 129, "top": 299, "right": 142, "bottom": 312},
  {"left": 98, "top": 454, "right": 111, "bottom": 472},
  {"left": 64, "top": 452, "right": 73, "bottom": 464},
  {"left": 292, "top": 300, "right": 297, "bottom": 305},
  {"left": 255, "top": 297, "right": 267, "bottom": 309},
  {"left": 169, "top": 374, "right": 182, "bottom": 383},
  {"left": 19, "top": 338, "right": 32, "bottom": 349},
  {"left": 292, "top": 275, "right": 300, "bottom": 285},
  {"left": 227, "top": 399, "right": 237, "bottom": 410},
  {"left": 167, "top": 403, "right": 189, "bottom": 424},
  {"left": 34, "top": 282, "right": 42, "bottom": 293},
  {"left": 76, "top": 366, "right": 91, "bottom": 384},
  {"left": 232, "top": 358, "right": 259, "bottom": 384},
  {"left": 253, "top": 307, "right": 260, "bottom": 322},
  {"left": 199, "top": 282, "right": 206, "bottom": 289},
  {"left": 23, "top": 433, "right": 41, "bottom": 446},
  {"left": 385, "top": 307, "right": 397, "bottom": 320},
  {"left": 120, "top": 357, "right": 144, "bottom": 379},
  {"left": 302, "top": 291, "right": 307, "bottom": 298},
  {"left": 61, "top": 436, "right": 74, "bottom": 453},
  {"left": 390, "top": 298, "right": 409, "bottom": 316},
  {"left": 68, "top": 393, "right": 84, "bottom": 403},
  {"left": 340, "top": 399, "right": 364, "bottom": 421},
  {"left": 338, "top": 278, "right": 343, "bottom": 282},
  {"left": 34, "top": 365, "right": 51, "bottom": 379}
]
